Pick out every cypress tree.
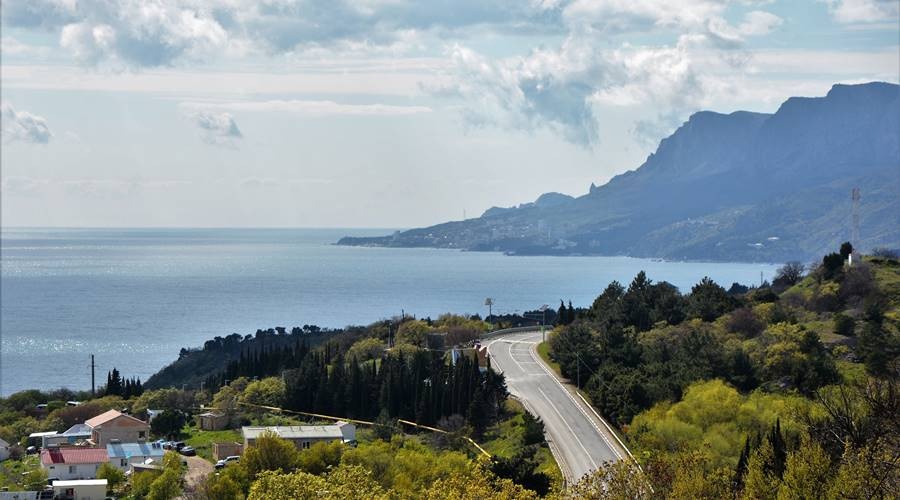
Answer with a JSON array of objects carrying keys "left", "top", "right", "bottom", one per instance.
[
  {"left": 734, "top": 434, "right": 752, "bottom": 490},
  {"left": 763, "top": 418, "right": 788, "bottom": 479}
]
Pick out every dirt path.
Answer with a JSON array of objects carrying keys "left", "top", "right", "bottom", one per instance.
[{"left": 183, "top": 455, "right": 214, "bottom": 490}]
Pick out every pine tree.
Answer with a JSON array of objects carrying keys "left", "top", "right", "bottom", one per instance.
[{"left": 557, "top": 300, "right": 567, "bottom": 326}]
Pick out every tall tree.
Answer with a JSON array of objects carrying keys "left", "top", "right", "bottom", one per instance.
[{"left": 687, "top": 277, "right": 734, "bottom": 322}]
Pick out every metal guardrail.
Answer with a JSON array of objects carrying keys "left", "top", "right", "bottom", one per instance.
[{"left": 482, "top": 326, "right": 542, "bottom": 338}]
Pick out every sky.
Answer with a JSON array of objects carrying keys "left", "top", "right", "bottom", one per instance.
[{"left": 1, "top": 0, "right": 898, "bottom": 228}]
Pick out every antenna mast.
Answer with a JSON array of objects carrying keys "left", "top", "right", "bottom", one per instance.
[
  {"left": 90, "top": 354, "right": 96, "bottom": 396},
  {"left": 851, "top": 187, "right": 861, "bottom": 250}
]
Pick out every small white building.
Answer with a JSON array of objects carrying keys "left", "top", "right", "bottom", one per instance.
[
  {"left": 40, "top": 448, "right": 108, "bottom": 480},
  {"left": 242, "top": 422, "right": 356, "bottom": 450},
  {"left": 52, "top": 479, "right": 108, "bottom": 500},
  {"left": 27, "top": 431, "right": 58, "bottom": 448},
  {"left": 0, "top": 437, "right": 10, "bottom": 461},
  {"left": 107, "top": 442, "right": 165, "bottom": 471}
]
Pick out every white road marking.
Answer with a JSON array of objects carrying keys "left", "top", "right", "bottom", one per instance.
[
  {"left": 489, "top": 330, "right": 630, "bottom": 480},
  {"left": 538, "top": 386, "right": 598, "bottom": 470},
  {"left": 509, "top": 342, "right": 527, "bottom": 372},
  {"left": 527, "top": 340, "right": 624, "bottom": 461}
]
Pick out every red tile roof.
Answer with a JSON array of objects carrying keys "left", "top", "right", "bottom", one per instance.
[{"left": 41, "top": 447, "right": 108, "bottom": 465}]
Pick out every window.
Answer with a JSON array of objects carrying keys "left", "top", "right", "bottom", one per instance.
[
  {"left": 121, "top": 459, "right": 128, "bottom": 467},
  {"left": 69, "top": 465, "right": 76, "bottom": 474},
  {"left": 303, "top": 441, "right": 310, "bottom": 449},
  {"left": 139, "top": 431, "right": 146, "bottom": 439}
]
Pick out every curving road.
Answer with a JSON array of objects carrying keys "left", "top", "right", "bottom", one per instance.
[{"left": 487, "top": 329, "right": 629, "bottom": 483}]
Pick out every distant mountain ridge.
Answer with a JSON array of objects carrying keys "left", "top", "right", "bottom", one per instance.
[{"left": 339, "top": 82, "right": 900, "bottom": 262}]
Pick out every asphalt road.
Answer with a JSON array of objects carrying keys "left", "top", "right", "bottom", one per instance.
[{"left": 487, "top": 329, "right": 627, "bottom": 483}]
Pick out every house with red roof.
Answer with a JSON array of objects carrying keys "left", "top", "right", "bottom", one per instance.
[
  {"left": 85, "top": 410, "right": 150, "bottom": 446},
  {"left": 40, "top": 447, "right": 109, "bottom": 480}
]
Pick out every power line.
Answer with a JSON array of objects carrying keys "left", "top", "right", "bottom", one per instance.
[{"left": 233, "top": 401, "right": 491, "bottom": 457}]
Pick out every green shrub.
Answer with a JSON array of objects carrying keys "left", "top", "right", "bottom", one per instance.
[{"left": 833, "top": 314, "right": 855, "bottom": 337}]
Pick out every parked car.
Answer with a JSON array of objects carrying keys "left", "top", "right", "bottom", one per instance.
[
  {"left": 179, "top": 446, "right": 196, "bottom": 456},
  {"left": 170, "top": 441, "right": 186, "bottom": 451},
  {"left": 215, "top": 456, "right": 240, "bottom": 469},
  {"left": 26, "top": 446, "right": 37, "bottom": 454}
]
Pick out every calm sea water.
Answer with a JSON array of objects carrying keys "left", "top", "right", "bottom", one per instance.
[{"left": 0, "top": 228, "right": 778, "bottom": 396}]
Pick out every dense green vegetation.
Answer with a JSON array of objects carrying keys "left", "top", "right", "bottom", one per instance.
[
  {"left": 202, "top": 315, "right": 504, "bottom": 437},
  {"left": 547, "top": 246, "right": 900, "bottom": 497},
  {"left": 3, "top": 248, "right": 897, "bottom": 498},
  {"left": 146, "top": 326, "right": 342, "bottom": 389},
  {"left": 0, "top": 313, "right": 558, "bottom": 498}
]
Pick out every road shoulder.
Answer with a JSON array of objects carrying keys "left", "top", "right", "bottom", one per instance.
[{"left": 528, "top": 341, "right": 635, "bottom": 465}]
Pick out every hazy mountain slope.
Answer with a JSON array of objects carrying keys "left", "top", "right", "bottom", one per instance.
[{"left": 338, "top": 82, "right": 900, "bottom": 262}]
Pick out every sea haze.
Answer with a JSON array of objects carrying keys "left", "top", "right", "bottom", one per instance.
[{"left": 0, "top": 228, "right": 778, "bottom": 395}]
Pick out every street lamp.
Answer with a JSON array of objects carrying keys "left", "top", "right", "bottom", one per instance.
[
  {"left": 524, "top": 305, "right": 551, "bottom": 343},
  {"left": 484, "top": 298, "right": 494, "bottom": 329},
  {"left": 539, "top": 304, "right": 549, "bottom": 343}
]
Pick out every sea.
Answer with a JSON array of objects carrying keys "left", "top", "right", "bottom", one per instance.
[{"left": 0, "top": 228, "right": 779, "bottom": 396}]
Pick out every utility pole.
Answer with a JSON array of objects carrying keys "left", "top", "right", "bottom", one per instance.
[
  {"left": 851, "top": 187, "right": 861, "bottom": 265},
  {"left": 539, "top": 304, "right": 549, "bottom": 343},
  {"left": 577, "top": 354, "right": 580, "bottom": 389},
  {"left": 485, "top": 298, "right": 494, "bottom": 328},
  {"left": 90, "top": 354, "right": 96, "bottom": 396}
]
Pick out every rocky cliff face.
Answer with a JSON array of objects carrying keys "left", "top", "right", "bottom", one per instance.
[{"left": 338, "top": 82, "right": 900, "bottom": 262}]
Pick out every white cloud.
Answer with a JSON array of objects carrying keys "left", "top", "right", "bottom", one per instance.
[
  {"left": 429, "top": 0, "right": 785, "bottom": 146},
  {"left": 1, "top": 36, "right": 53, "bottom": 58},
  {"left": 738, "top": 10, "right": 783, "bottom": 36},
  {"left": 1, "top": 101, "right": 53, "bottom": 144},
  {"left": 56, "top": 1, "right": 228, "bottom": 67},
  {"left": 182, "top": 99, "right": 432, "bottom": 116},
  {"left": 1, "top": 177, "right": 193, "bottom": 197},
  {"left": 0, "top": 63, "right": 448, "bottom": 96},
  {"left": 562, "top": 0, "right": 728, "bottom": 33},
  {"left": 59, "top": 22, "right": 117, "bottom": 65},
  {"left": 821, "top": 0, "right": 900, "bottom": 23},
  {"left": 437, "top": 32, "right": 735, "bottom": 146},
  {"left": 0, "top": 176, "right": 50, "bottom": 195},
  {"left": 1, "top": 0, "right": 564, "bottom": 67},
  {"left": 185, "top": 110, "right": 242, "bottom": 147},
  {"left": 239, "top": 177, "right": 333, "bottom": 190}
]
